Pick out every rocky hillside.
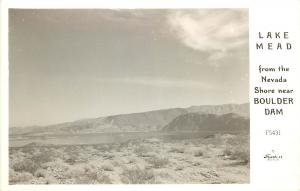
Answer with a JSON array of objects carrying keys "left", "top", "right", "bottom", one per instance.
[
  {"left": 162, "top": 112, "right": 249, "bottom": 132},
  {"left": 104, "top": 108, "right": 188, "bottom": 130}
]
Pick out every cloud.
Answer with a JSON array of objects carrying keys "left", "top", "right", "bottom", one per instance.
[{"left": 167, "top": 9, "right": 248, "bottom": 56}]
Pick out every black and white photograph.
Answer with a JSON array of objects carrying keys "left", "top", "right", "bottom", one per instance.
[{"left": 9, "top": 9, "right": 249, "bottom": 184}]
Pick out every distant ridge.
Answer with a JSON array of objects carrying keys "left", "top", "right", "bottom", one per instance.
[
  {"left": 187, "top": 103, "right": 249, "bottom": 117},
  {"left": 162, "top": 112, "right": 249, "bottom": 132},
  {"left": 10, "top": 103, "right": 249, "bottom": 135}
]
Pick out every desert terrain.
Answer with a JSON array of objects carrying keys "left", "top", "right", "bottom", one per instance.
[{"left": 9, "top": 103, "right": 250, "bottom": 184}]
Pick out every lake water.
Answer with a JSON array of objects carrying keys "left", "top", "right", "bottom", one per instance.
[{"left": 9, "top": 130, "right": 238, "bottom": 147}]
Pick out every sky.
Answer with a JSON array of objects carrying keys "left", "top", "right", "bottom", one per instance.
[{"left": 9, "top": 9, "right": 249, "bottom": 127}]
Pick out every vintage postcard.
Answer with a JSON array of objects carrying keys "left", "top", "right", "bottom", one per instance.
[{"left": 0, "top": 0, "right": 299, "bottom": 191}]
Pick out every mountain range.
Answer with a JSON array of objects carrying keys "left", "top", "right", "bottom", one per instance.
[{"left": 10, "top": 103, "right": 249, "bottom": 136}]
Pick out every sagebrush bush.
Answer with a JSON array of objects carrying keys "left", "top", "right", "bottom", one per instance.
[
  {"left": 66, "top": 164, "right": 112, "bottom": 184},
  {"left": 223, "top": 148, "right": 233, "bottom": 156},
  {"left": 12, "top": 159, "right": 39, "bottom": 174},
  {"left": 121, "top": 166, "right": 156, "bottom": 184},
  {"left": 9, "top": 169, "right": 34, "bottom": 184},
  {"left": 31, "top": 152, "right": 53, "bottom": 165},
  {"left": 127, "top": 157, "right": 136, "bottom": 164},
  {"left": 83, "top": 169, "right": 111, "bottom": 184},
  {"left": 133, "top": 144, "right": 153, "bottom": 157},
  {"left": 21, "top": 146, "right": 35, "bottom": 154},
  {"left": 101, "top": 164, "right": 114, "bottom": 171},
  {"left": 65, "top": 157, "right": 77, "bottom": 165},
  {"left": 169, "top": 147, "right": 185, "bottom": 153},
  {"left": 231, "top": 149, "right": 250, "bottom": 164},
  {"left": 34, "top": 168, "right": 48, "bottom": 178},
  {"left": 96, "top": 174, "right": 112, "bottom": 184},
  {"left": 223, "top": 135, "right": 250, "bottom": 165},
  {"left": 102, "top": 153, "right": 114, "bottom": 160},
  {"left": 99, "top": 144, "right": 114, "bottom": 152},
  {"left": 194, "top": 150, "right": 204, "bottom": 157},
  {"left": 175, "top": 166, "right": 184, "bottom": 171},
  {"left": 146, "top": 157, "right": 169, "bottom": 169},
  {"left": 223, "top": 147, "right": 250, "bottom": 165}
]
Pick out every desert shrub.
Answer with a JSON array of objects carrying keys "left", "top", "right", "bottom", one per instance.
[
  {"left": 114, "top": 146, "right": 121, "bottom": 152},
  {"left": 223, "top": 135, "right": 250, "bottom": 165},
  {"left": 204, "top": 134, "right": 216, "bottom": 139},
  {"left": 140, "top": 152, "right": 157, "bottom": 157},
  {"left": 63, "top": 149, "right": 80, "bottom": 164},
  {"left": 30, "top": 177, "right": 49, "bottom": 184},
  {"left": 85, "top": 169, "right": 98, "bottom": 181},
  {"left": 44, "top": 176, "right": 58, "bottom": 184},
  {"left": 133, "top": 144, "right": 153, "bottom": 157},
  {"left": 127, "top": 157, "right": 136, "bottom": 164},
  {"left": 200, "top": 170, "right": 219, "bottom": 178},
  {"left": 101, "top": 144, "right": 115, "bottom": 152},
  {"left": 230, "top": 149, "right": 250, "bottom": 164},
  {"left": 175, "top": 166, "right": 184, "bottom": 171},
  {"left": 41, "top": 159, "right": 69, "bottom": 170},
  {"left": 40, "top": 159, "right": 70, "bottom": 181},
  {"left": 192, "top": 161, "right": 202, "bottom": 166},
  {"left": 71, "top": 165, "right": 112, "bottom": 184},
  {"left": 21, "top": 146, "right": 36, "bottom": 154},
  {"left": 101, "top": 164, "right": 114, "bottom": 171},
  {"left": 103, "top": 153, "right": 114, "bottom": 160},
  {"left": 64, "top": 167, "right": 84, "bottom": 179},
  {"left": 169, "top": 147, "right": 185, "bottom": 153},
  {"left": 95, "top": 173, "right": 112, "bottom": 184},
  {"left": 223, "top": 148, "right": 233, "bottom": 156},
  {"left": 121, "top": 166, "right": 156, "bottom": 184},
  {"left": 93, "top": 145, "right": 103, "bottom": 151},
  {"left": 9, "top": 169, "right": 34, "bottom": 184},
  {"left": 190, "top": 139, "right": 202, "bottom": 146},
  {"left": 31, "top": 152, "right": 54, "bottom": 165},
  {"left": 225, "top": 135, "right": 246, "bottom": 145},
  {"left": 12, "top": 159, "right": 39, "bottom": 174},
  {"left": 146, "top": 157, "right": 169, "bottom": 169},
  {"left": 119, "top": 140, "right": 130, "bottom": 148},
  {"left": 34, "top": 168, "right": 48, "bottom": 178},
  {"left": 65, "top": 157, "right": 77, "bottom": 165},
  {"left": 111, "top": 160, "right": 120, "bottom": 167},
  {"left": 194, "top": 150, "right": 204, "bottom": 157}
]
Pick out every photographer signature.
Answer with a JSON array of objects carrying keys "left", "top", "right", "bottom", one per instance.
[{"left": 264, "top": 150, "right": 283, "bottom": 161}]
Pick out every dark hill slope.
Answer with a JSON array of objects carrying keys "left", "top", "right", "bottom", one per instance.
[{"left": 162, "top": 113, "right": 249, "bottom": 132}]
